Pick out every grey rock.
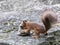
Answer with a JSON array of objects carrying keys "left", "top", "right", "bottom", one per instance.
[{"left": 0, "top": 0, "right": 60, "bottom": 45}]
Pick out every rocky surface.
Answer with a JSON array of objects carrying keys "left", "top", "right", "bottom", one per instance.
[{"left": 0, "top": 0, "right": 60, "bottom": 45}]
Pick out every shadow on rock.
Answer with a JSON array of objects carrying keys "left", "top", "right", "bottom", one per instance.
[{"left": 0, "top": 42, "right": 11, "bottom": 45}]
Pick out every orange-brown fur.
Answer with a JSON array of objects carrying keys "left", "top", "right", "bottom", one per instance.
[
  {"left": 20, "top": 21, "right": 46, "bottom": 38},
  {"left": 19, "top": 8, "right": 57, "bottom": 38}
]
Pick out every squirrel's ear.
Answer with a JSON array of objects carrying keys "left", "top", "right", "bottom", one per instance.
[{"left": 23, "top": 20, "right": 27, "bottom": 23}]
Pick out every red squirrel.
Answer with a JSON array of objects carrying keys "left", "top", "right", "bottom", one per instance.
[{"left": 18, "top": 8, "right": 57, "bottom": 38}]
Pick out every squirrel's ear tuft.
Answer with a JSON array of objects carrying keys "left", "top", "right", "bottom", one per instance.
[{"left": 23, "top": 20, "right": 27, "bottom": 23}]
